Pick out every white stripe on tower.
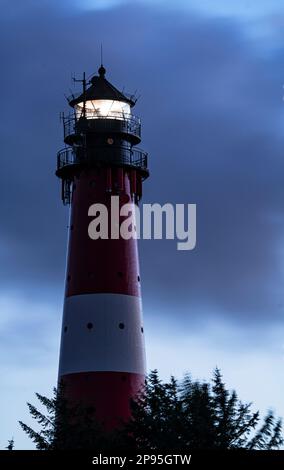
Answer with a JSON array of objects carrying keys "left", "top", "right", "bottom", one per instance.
[{"left": 59, "top": 293, "right": 146, "bottom": 376}]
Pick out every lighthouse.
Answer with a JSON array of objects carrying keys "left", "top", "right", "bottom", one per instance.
[{"left": 56, "top": 65, "right": 149, "bottom": 429}]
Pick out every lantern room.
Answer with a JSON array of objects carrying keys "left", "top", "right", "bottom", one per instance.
[{"left": 69, "top": 65, "right": 135, "bottom": 119}]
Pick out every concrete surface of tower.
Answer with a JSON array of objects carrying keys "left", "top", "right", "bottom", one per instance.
[{"left": 56, "top": 65, "right": 149, "bottom": 430}]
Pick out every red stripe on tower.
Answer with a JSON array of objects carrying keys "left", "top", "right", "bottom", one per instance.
[{"left": 56, "top": 65, "right": 149, "bottom": 430}]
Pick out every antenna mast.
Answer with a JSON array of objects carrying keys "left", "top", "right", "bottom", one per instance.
[
  {"left": 101, "top": 43, "right": 103, "bottom": 67},
  {"left": 73, "top": 73, "right": 87, "bottom": 119}
]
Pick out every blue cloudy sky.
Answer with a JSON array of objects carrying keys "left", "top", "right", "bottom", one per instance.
[{"left": 1, "top": 0, "right": 284, "bottom": 448}]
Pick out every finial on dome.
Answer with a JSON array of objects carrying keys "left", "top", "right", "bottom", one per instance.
[{"left": 98, "top": 65, "right": 106, "bottom": 78}]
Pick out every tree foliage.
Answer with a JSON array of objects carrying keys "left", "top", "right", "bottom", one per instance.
[
  {"left": 19, "top": 369, "right": 283, "bottom": 450},
  {"left": 19, "top": 385, "right": 107, "bottom": 450},
  {"left": 125, "top": 369, "right": 283, "bottom": 450},
  {"left": 6, "top": 438, "right": 14, "bottom": 450}
]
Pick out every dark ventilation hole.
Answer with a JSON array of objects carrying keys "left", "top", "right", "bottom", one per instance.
[
  {"left": 67, "top": 275, "right": 71, "bottom": 282},
  {"left": 64, "top": 326, "right": 68, "bottom": 333},
  {"left": 86, "top": 406, "right": 95, "bottom": 414},
  {"left": 141, "top": 327, "right": 144, "bottom": 333},
  {"left": 137, "top": 275, "right": 140, "bottom": 282},
  {"left": 87, "top": 322, "right": 94, "bottom": 330},
  {"left": 117, "top": 271, "right": 123, "bottom": 278},
  {"left": 89, "top": 180, "right": 96, "bottom": 188},
  {"left": 119, "top": 322, "right": 125, "bottom": 330}
]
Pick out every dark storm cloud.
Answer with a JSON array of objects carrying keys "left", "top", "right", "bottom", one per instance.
[{"left": 1, "top": 1, "right": 284, "bottom": 326}]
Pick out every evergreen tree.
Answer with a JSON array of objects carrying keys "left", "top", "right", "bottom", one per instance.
[
  {"left": 19, "top": 385, "right": 106, "bottom": 450},
  {"left": 125, "top": 368, "right": 283, "bottom": 450},
  {"left": 6, "top": 438, "right": 14, "bottom": 450},
  {"left": 20, "top": 370, "right": 283, "bottom": 450}
]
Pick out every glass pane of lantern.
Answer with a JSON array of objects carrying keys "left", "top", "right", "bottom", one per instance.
[{"left": 75, "top": 99, "right": 131, "bottom": 120}]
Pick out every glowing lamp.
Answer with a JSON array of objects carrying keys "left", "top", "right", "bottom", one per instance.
[{"left": 75, "top": 99, "right": 131, "bottom": 120}]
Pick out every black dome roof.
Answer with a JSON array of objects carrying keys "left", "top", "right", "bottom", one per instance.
[{"left": 69, "top": 66, "right": 136, "bottom": 108}]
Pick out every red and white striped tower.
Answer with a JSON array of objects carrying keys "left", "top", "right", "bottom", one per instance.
[{"left": 56, "top": 66, "right": 149, "bottom": 430}]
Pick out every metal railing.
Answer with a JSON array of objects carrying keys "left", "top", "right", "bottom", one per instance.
[
  {"left": 63, "top": 112, "right": 141, "bottom": 141},
  {"left": 63, "top": 117, "right": 75, "bottom": 141},
  {"left": 57, "top": 147, "right": 76, "bottom": 170},
  {"left": 57, "top": 146, "right": 148, "bottom": 172}
]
